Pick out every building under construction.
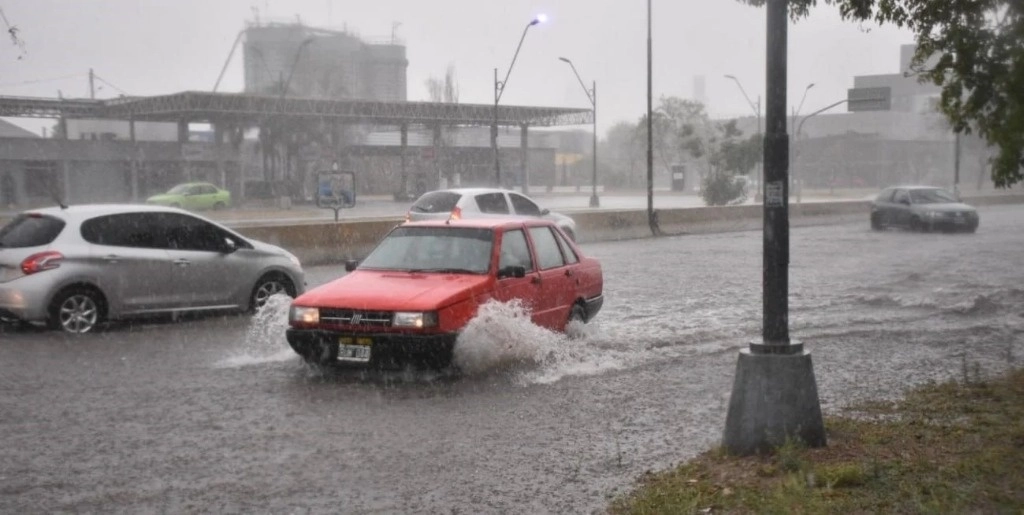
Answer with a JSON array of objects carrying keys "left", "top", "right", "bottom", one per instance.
[
  {"left": 0, "top": 20, "right": 592, "bottom": 210},
  {"left": 242, "top": 22, "right": 407, "bottom": 102}
]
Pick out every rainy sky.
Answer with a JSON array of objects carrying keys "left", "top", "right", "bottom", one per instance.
[{"left": 0, "top": 0, "right": 914, "bottom": 134}]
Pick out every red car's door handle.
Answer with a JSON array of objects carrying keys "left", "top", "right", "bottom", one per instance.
[
  {"left": 564, "top": 269, "right": 574, "bottom": 277},
  {"left": 531, "top": 275, "right": 542, "bottom": 285}
]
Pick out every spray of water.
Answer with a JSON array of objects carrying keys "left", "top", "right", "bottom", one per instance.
[
  {"left": 215, "top": 294, "right": 296, "bottom": 368},
  {"left": 453, "top": 299, "right": 628, "bottom": 384}
]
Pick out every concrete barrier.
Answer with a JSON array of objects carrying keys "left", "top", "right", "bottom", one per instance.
[
  {"left": 184, "top": 193, "right": 1024, "bottom": 266},
  {"left": 234, "top": 217, "right": 402, "bottom": 266},
  {"left": 231, "top": 199, "right": 872, "bottom": 265}
]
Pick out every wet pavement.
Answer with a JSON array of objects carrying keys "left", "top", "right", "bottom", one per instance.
[{"left": 2, "top": 205, "right": 1022, "bottom": 513}]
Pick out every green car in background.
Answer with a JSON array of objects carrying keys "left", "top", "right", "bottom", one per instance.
[{"left": 146, "top": 182, "right": 231, "bottom": 211}]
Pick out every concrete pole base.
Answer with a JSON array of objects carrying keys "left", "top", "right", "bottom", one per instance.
[{"left": 722, "top": 341, "right": 826, "bottom": 455}]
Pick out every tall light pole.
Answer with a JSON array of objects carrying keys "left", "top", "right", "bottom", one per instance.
[
  {"left": 493, "top": 14, "right": 546, "bottom": 188},
  {"left": 794, "top": 98, "right": 849, "bottom": 201},
  {"left": 790, "top": 82, "right": 814, "bottom": 202},
  {"left": 558, "top": 57, "right": 599, "bottom": 207},
  {"left": 724, "top": 74, "right": 762, "bottom": 200},
  {"left": 723, "top": 0, "right": 825, "bottom": 456},
  {"left": 646, "top": 0, "right": 659, "bottom": 236}
]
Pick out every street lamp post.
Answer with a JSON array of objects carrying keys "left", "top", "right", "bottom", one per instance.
[
  {"left": 724, "top": 74, "right": 762, "bottom": 200},
  {"left": 794, "top": 98, "right": 849, "bottom": 201},
  {"left": 493, "top": 15, "right": 546, "bottom": 188},
  {"left": 790, "top": 83, "right": 814, "bottom": 202},
  {"left": 722, "top": 0, "right": 826, "bottom": 456},
  {"left": 558, "top": 57, "right": 599, "bottom": 207}
]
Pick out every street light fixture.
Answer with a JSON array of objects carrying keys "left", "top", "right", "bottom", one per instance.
[
  {"left": 724, "top": 74, "right": 763, "bottom": 199},
  {"left": 558, "top": 56, "right": 599, "bottom": 207},
  {"left": 794, "top": 97, "right": 851, "bottom": 199},
  {"left": 790, "top": 82, "right": 814, "bottom": 202},
  {"left": 493, "top": 15, "right": 546, "bottom": 188}
]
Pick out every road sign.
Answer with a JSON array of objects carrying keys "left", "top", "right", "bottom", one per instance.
[{"left": 847, "top": 86, "right": 891, "bottom": 112}]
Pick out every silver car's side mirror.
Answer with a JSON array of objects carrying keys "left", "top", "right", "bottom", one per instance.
[
  {"left": 540, "top": 208, "right": 550, "bottom": 216},
  {"left": 220, "top": 238, "right": 239, "bottom": 254}
]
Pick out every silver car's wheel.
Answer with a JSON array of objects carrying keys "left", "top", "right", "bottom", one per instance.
[
  {"left": 49, "top": 288, "right": 104, "bottom": 334},
  {"left": 250, "top": 275, "right": 294, "bottom": 311}
]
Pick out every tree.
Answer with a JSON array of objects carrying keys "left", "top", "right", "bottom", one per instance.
[
  {"left": 743, "top": 0, "right": 1024, "bottom": 187},
  {"left": 702, "top": 119, "right": 759, "bottom": 205},
  {"left": 425, "top": 65, "right": 459, "bottom": 104}
]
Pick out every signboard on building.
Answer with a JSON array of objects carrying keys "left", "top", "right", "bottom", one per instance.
[{"left": 847, "top": 86, "right": 892, "bottom": 112}]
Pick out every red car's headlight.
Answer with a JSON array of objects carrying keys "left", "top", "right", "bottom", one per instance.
[
  {"left": 392, "top": 311, "right": 438, "bottom": 328},
  {"left": 289, "top": 306, "right": 319, "bottom": 324}
]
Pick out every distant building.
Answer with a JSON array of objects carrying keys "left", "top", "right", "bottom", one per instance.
[
  {"left": 715, "top": 44, "right": 991, "bottom": 191},
  {"left": 243, "top": 22, "right": 408, "bottom": 101},
  {"left": 0, "top": 119, "right": 39, "bottom": 138}
]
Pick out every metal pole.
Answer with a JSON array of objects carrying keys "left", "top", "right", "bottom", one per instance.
[
  {"left": 795, "top": 98, "right": 850, "bottom": 198},
  {"left": 493, "top": 67, "right": 501, "bottom": 187},
  {"left": 724, "top": 75, "right": 763, "bottom": 200},
  {"left": 89, "top": 68, "right": 95, "bottom": 99},
  {"left": 762, "top": 0, "right": 789, "bottom": 346},
  {"left": 493, "top": 18, "right": 541, "bottom": 188},
  {"left": 646, "top": 0, "right": 657, "bottom": 236},
  {"left": 756, "top": 96, "right": 762, "bottom": 200},
  {"left": 590, "top": 80, "right": 599, "bottom": 207},
  {"left": 954, "top": 131, "right": 961, "bottom": 195}
]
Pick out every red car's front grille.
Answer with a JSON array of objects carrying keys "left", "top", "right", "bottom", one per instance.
[{"left": 319, "top": 308, "right": 393, "bottom": 327}]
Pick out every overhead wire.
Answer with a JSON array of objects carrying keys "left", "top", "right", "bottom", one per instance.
[
  {"left": 91, "top": 73, "right": 129, "bottom": 95},
  {"left": 0, "top": 73, "right": 86, "bottom": 88}
]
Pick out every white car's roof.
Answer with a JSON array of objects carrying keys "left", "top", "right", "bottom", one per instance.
[
  {"left": 25, "top": 203, "right": 195, "bottom": 221},
  {"left": 423, "top": 188, "right": 519, "bottom": 197}
]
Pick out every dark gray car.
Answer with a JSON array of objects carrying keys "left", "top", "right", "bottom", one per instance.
[
  {"left": 0, "top": 204, "right": 305, "bottom": 333},
  {"left": 870, "top": 186, "right": 979, "bottom": 233}
]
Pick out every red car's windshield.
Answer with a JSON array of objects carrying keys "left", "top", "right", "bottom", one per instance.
[{"left": 359, "top": 226, "right": 494, "bottom": 274}]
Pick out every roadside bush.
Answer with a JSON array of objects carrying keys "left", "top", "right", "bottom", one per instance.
[{"left": 701, "top": 172, "right": 748, "bottom": 206}]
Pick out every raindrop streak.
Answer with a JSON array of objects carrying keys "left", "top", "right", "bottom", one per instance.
[{"left": 215, "top": 294, "right": 296, "bottom": 368}]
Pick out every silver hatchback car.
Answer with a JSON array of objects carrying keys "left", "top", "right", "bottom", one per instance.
[
  {"left": 0, "top": 204, "right": 305, "bottom": 333},
  {"left": 406, "top": 188, "right": 578, "bottom": 240}
]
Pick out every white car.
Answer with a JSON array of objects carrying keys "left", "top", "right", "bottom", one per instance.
[{"left": 405, "top": 188, "right": 578, "bottom": 241}]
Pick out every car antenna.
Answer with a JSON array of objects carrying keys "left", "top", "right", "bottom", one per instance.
[{"left": 49, "top": 187, "right": 67, "bottom": 210}]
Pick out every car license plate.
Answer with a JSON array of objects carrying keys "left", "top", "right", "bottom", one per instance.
[{"left": 338, "top": 336, "right": 372, "bottom": 362}]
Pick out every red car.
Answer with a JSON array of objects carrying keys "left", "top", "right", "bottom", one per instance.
[{"left": 286, "top": 218, "right": 603, "bottom": 368}]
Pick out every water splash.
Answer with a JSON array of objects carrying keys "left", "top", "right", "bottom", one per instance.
[
  {"left": 215, "top": 294, "right": 296, "bottom": 368},
  {"left": 453, "top": 300, "right": 628, "bottom": 384}
]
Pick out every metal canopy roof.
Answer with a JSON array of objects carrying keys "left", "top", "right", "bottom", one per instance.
[{"left": 0, "top": 91, "right": 592, "bottom": 128}]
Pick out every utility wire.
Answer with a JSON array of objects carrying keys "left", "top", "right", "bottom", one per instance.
[
  {"left": 92, "top": 73, "right": 129, "bottom": 95},
  {"left": 0, "top": 72, "right": 85, "bottom": 88}
]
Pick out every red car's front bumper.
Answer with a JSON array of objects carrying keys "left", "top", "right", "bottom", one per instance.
[{"left": 286, "top": 328, "right": 459, "bottom": 369}]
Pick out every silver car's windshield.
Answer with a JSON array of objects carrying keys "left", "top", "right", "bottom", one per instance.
[
  {"left": 910, "top": 188, "right": 959, "bottom": 204},
  {"left": 360, "top": 226, "right": 493, "bottom": 274}
]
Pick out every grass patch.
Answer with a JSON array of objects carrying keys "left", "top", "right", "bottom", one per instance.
[{"left": 609, "top": 368, "right": 1024, "bottom": 514}]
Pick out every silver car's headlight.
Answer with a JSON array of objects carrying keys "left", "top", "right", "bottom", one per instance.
[
  {"left": 290, "top": 306, "right": 319, "bottom": 324},
  {"left": 393, "top": 311, "right": 438, "bottom": 328}
]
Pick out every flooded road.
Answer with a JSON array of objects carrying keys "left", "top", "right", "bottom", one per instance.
[{"left": 2, "top": 205, "right": 1023, "bottom": 513}]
